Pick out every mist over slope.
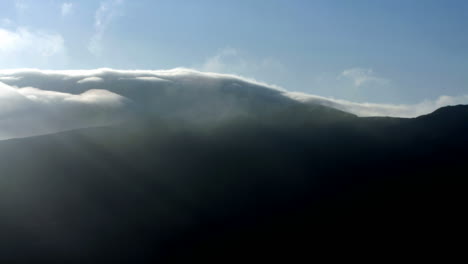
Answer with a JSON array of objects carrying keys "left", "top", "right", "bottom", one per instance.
[
  {"left": 1, "top": 68, "right": 467, "bottom": 140},
  {"left": 0, "top": 102, "right": 467, "bottom": 262}
]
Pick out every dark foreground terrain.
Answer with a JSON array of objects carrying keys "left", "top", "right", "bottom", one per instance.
[{"left": 0, "top": 104, "right": 467, "bottom": 262}]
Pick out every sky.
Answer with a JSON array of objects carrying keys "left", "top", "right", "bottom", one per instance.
[{"left": 0, "top": 0, "right": 467, "bottom": 104}]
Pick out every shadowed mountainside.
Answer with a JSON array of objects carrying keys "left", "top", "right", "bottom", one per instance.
[{"left": 0, "top": 104, "right": 467, "bottom": 262}]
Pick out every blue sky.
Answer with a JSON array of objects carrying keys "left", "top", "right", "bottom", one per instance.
[{"left": 0, "top": 0, "right": 467, "bottom": 104}]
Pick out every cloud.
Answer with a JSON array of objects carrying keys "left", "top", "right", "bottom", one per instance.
[
  {"left": 285, "top": 92, "right": 468, "bottom": 118},
  {"left": 15, "top": 0, "right": 28, "bottom": 12},
  {"left": 61, "top": 2, "right": 73, "bottom": 17},
  {"left": 0, "top": 76, "right": 21, "bottom": 82},
  {"left": 88, "top": 0, "right": 124, "bottom": 56},
  {"left": 0, "top": 68, "right": 467, "bottom": 140},
  {"left": 0, "top": 28, "right": 64, "bottom": 55},
  {"left": 133, "top": 76, "right": 171, "bottom": 82},
  {"left": 339, "top": 67, "right": 389, "bottom": 87},
  {"left": 0, "top": 81, "right": 129, "bottom": 140},
  {"left": 200, "top": 47, "right": 286, "bottom": 85},
  {"left": 201, "top": 47, "right": 240, "bottom": 73},
  {"left": 1, "top": 18, "right": 12, "bottom": 27},
  {"left": 0, "top": 27, "right": 67, "bottom": 68},
  {"left": 77, "top": 76, "right": 104, "bottom": 84}
]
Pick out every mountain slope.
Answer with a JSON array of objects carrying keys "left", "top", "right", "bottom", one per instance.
[{"left": 0, "top": 105, "right": 467, "bottom": 262}]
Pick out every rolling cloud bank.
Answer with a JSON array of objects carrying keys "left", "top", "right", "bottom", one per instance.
[{"left": 0, "top": 68, "right": 467, "bottom": 139}]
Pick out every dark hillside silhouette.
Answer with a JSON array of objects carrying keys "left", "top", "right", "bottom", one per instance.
[{"left": 0, "top": 104, "right": 467, "bottom": 262}]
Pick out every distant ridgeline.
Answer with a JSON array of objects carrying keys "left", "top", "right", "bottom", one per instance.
[
  {"left": 2, "top": 68, "right": 467, "bottom": 141},
  {"left": 0, "top": 101, "right": 467, "bottom": 262}
]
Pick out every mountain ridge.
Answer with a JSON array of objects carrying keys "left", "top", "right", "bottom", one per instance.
[
  {"left": 2, "top": 68, "right": 467, "bottom": 140},
  {"left": 0, "top": 102, "right": 466, "bottom": 262}
]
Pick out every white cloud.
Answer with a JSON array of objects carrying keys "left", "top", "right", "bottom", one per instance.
[
  {"left": 0, "top": 76, "right": 21, "bottom": 82},
  {"left": 20, "top": 87, "right": 125, "bottom": 106},
  {"left": 202, "top": 47, "right": 240, "bottom": 73},
  {"left": 134, "top": 76, "right": 170, "bottom": 82},
  {"left": 0, "top": 27, "right": 67, "bottom": 68},
  {"left": 0, "top": 81, "right": 129, "bottom": 140},
  {"left": 1, "top": 18, "right": 12, "bottom": 27},
  {"left": 339, "top": 67, "right": 389, "bottom": 87},
  {"left": 0, "top": 68, "right": 282, "bottom": 91},
  {"left": 0, "top": 68, "right": 466, "bottom": 140},
  {"left": 15, "top": 0, "right": 28, "bottom": 12},
  {"left": 88, "top": 0, "right": 124, "bottom": 56},
  {"left": 77, "top": 76, "right": 104, "bottom": 84},
  {"left": 61, "top": 2, "right": 73, "bottom": 17},
  {"left": 200, "top": 47, "right": 286, "bottom": 85},
  {"left": 0, "top": 68, "right": 287, "bottom": 139}
]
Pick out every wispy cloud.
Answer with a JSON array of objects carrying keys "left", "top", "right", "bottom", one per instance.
[
  {"left": 15, "top": 0, "right": 28, "bottom": 12},
  {"left": 202, "top": 47, "right": 240, "bottom": 73},
  {"left": 0, "top": 27, "right": 67, "bottom": 68},
  {"left": 339, "top": 67, "right": 389, "bottom": 87},
  {"left": 200, "top": 47, "right": 286, "bottom": 84},
  {"left": 285, "top": 91, "right": 468, "bottom": 118},
  {"left": 0, "top": 81, "right": 128, "bottom": 140},
  {"left": 88, "top": 0, "right": 124, "bottom": 56},
  {"left": 77, "top": 76, "right": 104, "bottom": 84},
  {"left": 1, "top": 18, "right": 12, "bottom": 27},
  {"left": 61, "top": 2, "right": 73, "bottom": 17}
]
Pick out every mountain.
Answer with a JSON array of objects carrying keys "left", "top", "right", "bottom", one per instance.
[
  {"left": 2, "top": 69, "right": 467, "bottom": 140},
  {"left": 0, "top": 104, "right": 467, "bottom": 262}
]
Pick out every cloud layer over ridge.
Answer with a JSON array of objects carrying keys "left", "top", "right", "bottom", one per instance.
[
  {"left": 0, "top": 81, "right": 128, "bottom": 140},
  {"left": 0, "top": 68, "right": 467, "bottom": 140}
]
